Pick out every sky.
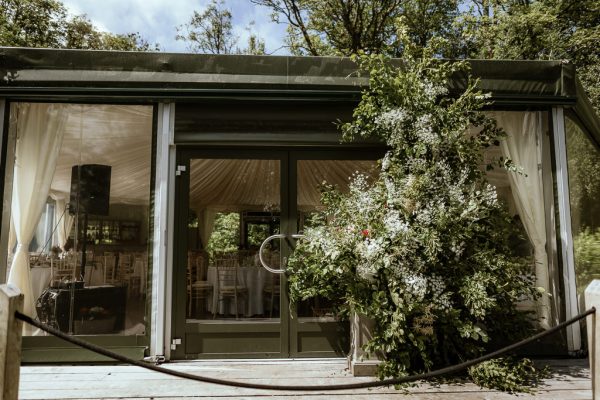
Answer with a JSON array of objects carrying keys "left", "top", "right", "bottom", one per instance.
[{"left": 60, "top": 0, "right": 289, "bottom": 54}]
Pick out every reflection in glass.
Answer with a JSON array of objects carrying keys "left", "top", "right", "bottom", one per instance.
[
  {"left": 5, "top": 103, "right": 153, "bottom": 336},
  {"left": 296, "top": 160, "right": 379, "bottom": 320},
  {"left": 186, "top": 159, "right": 281, "bottom": 321},
  {"left": 566, "top": 117, "right": 600, "bottom": 293}
]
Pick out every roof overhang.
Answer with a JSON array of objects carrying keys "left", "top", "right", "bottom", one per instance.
[{"left": 0, "top": 47, "right": 598, "bottom": 142}]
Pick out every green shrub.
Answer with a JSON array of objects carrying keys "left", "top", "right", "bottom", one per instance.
[{"left": 287, "top": 32, "right": 543, "bottom": 390}]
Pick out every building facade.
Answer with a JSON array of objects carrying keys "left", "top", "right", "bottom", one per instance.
[{"left": 1, "top": 48, "right": 599, "bottom": 362}]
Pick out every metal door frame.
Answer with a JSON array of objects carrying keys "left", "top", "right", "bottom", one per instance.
[{"left": 171, "top": 146, "right": 384, "bottom": 359}]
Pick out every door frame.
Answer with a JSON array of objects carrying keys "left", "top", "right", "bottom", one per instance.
[{"left": 170, "top": 146, "right": 385, "bottom": 359}]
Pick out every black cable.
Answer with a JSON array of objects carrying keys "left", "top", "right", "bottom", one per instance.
[{"left": 15, "top": 308, "right": 595, "bottom": 391}]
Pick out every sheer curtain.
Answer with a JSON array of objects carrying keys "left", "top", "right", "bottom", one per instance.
[
  {"left": 493, "top": 111, "right": 552, "bottom": 328},
  {"left": 198, "top": 208, "right": 217, "bottom": 249},
  {"left": 7, "top": 103, "right": 69, "bottom": 330},
  {"left": 50, "top": 192, "right": 75, "bottom": 251}
]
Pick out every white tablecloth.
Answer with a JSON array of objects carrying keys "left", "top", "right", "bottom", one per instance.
[{"left": 207, "top": 266, "right": 272, "bottom": 316}]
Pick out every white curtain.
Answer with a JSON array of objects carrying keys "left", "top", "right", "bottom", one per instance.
[
  {"left": 7, "top": 103, "right": 69, "bottom": 331},
  {"left": 50, "top": 192, "right": 74, "bottom": 251},
  {"left": 198, "top": 208, "right": 217, "bottom": 249},
  {"left": 493, "top": 111, "right": 552, "bottom": 328},
  {"left": 8, "top": 216, "right": 16, "bottom": 258}
]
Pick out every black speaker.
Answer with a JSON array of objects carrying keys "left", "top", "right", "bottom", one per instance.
[{"left": 69, "top": 164, "right": 111, "bottom": 216}]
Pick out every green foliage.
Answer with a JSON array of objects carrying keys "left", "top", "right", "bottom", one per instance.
[
  {"left": 0, "top": 0, "right": 157, "bottom": 50},
  {"left": 0, "top": 0, "right": 66, "bottom": 47},
  {"left": 254, "top": 0, "right": 600, "bottom": 111},
  {"left": 461, "top": 0, "right": 600, "bottom": 110},
  {"left": 287, "top": 33, "right": 541, "bottom": 389},
  {"left": 469, "top": 358, "right": 548, "bottom": 393},
  {"left": 176, "top": 0, "right": 237, "bottom": 54},
  {"left": 206, "top": 212, "right": 240, "bottom": 258},
  {"left": 574, "top": 228, "right": 600, "bottom": 293},
  {"left": 176, "top": 0, "right": 267, "bottom": 55},
  {"left": 65, "top": 15, "right": 158, "bottom": 51},
  {"left": 252, "top": 0, "right": 459, "bottom": 57}
]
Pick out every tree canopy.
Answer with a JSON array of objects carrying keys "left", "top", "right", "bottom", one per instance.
[
  {"left": 176, "top": 0, "right": 266, "bottom": 55},
  {"left": 0, "top": 0, "right": 158, "bottom": 51},
  {"left": 252, "top": 0, "right": 600, "bottom": 110}
]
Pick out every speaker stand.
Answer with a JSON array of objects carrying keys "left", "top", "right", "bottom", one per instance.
[{"left": 80, "top": 212, "right": 88, "bottom": 281}]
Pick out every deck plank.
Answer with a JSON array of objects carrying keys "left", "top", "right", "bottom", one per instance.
[{"left": 18, "top": 358, "right": 592, "bottom": 399}]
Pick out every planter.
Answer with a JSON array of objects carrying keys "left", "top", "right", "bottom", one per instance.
[{"left": 348, "top": 312, "right": 382, "bottom": 376}]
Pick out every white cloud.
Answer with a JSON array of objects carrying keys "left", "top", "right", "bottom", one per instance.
[{"left": 60, "top": 0, "right": 288, "bottom": 53}]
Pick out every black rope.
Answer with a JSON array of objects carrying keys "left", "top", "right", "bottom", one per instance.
[{"left": 15, "top": 308, "right": 595, "bottom": 391}]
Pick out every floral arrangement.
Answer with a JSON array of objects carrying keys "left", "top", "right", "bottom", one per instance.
[{"left": 287, "top": 33, "right": 542, "bottom": 389}]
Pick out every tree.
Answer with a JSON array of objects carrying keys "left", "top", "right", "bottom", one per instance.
[
  {"left": 66, "top": 15, "right": 158, "bottom": 51},
  {"left": 252, "top": 0, "right": 460, "bottom": 56},
  {"left": 461, "top": 0, "right": 600, "bottom": 110},
  {"left": 176, "top": 0, "right": 237, "bottom": 54},
  {"left": 1, "top": 0, "right": 158, "bottom": 51},
  {"left": 253, "top": 0, "right": 600, "bottom": 111},
  {"left": 0, "top": 0, "right": 67, "bottom": 47}
]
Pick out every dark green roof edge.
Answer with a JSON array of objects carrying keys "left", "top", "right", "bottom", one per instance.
[{"left": 0, "top": 47, "right": 598, "bottom": 135}]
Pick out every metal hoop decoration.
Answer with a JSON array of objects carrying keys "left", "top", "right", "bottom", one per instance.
[
  {"left": 258, "top": 233, "right": 306, "bottom": 274},
  {"left": 259, "top": 234, "right": 286, "bottom": 274}
]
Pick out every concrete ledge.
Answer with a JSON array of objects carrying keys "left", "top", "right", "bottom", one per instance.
[{"left": 349, "top": 358, "right": 381, "bottom": 376}]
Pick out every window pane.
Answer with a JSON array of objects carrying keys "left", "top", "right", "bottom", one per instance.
[
  {"left": 566, "top": 117, "right": 600, "bottom": 294},
  {"left": 296, "top": 159, "right": 378, "bottom": 320},
  {"left": 5, "top": 103, "right": 153, "bottom": 336},
  {"left": 186, "top": 159, "right": 281, "bottom": 321}
]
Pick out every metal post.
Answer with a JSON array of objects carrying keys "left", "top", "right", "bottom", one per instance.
[
  {"left": 552, "top": 106, "right": 581, "bottom": 352},
  {"left": 0, "top": 284, "right": 23, "bottom": 400}
]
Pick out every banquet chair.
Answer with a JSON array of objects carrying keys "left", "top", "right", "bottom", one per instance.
[
  {"left": 102, "top": 253, "right": 119, "bottom": 285},
  {"left": 119, "top": 253, "right": 140, "bottom": 297},
  {"left": 50, "top": 258, "right": 75, "bottom": 286},
  {"left": 263, "top": 274, "right": 281, "bottom": 318},
  {"left": 214, "top": 258, "right": 247, "bottom": 319},
  {"left": 187, "top": 255, "right": 214, "bottom": 318},
  {"left": 263, "top": 253, "right": 281, "bottom": 318}
]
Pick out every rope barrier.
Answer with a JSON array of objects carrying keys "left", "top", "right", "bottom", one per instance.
[{"left": 15, "top": 308, "right": 595, "bottom": 391}]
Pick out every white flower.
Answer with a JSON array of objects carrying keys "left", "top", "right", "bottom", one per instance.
[
  {"left": 384, "top": 210, "right": 409, "bottom": 238},
  {"left": 381, "top": 152, "right": 392, "bottom": 171},
  {"left": 415, "top": 114, "right": 437, "bottom": 144}
]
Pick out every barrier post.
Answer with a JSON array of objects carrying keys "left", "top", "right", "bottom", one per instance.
[
  {"left": 0, "top": 284, "right": 23, "bottom": 400},
  {"left": 585, "top": 280, "right": 600, "bottom": 400}
]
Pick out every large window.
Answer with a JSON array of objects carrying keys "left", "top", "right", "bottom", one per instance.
[
  {"left": 3, "top": 103, "right": 154, "bottom": 337},
  {"left": 566, "top": 116, "right": 600, "bottom": 294}
]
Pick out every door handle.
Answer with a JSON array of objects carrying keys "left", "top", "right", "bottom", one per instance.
[{"left": 258, "top": 233, "right": 306, "bottom": 274}]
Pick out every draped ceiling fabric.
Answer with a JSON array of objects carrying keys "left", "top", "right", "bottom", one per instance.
[
  {"left": 189, "top": 159, "right": 378, "bottom": 212},
  {"left": 188, "top": 159, "right": 377, "bottom": 246},
  {"left": 50, "top": 104, "right": 153, "bottom": 206},
  {"left": 8, "top": 103, "right": 70, "bottom": 331}
]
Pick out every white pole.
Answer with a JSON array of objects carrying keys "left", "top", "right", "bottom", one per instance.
[
  {"left": 0, "top": 284, "right": 24, "bottom": 400},
  {"left": 585, "top": 280, "right": 600, "bottom": 400}
]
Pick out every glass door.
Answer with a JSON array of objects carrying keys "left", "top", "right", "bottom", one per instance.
[
  {"left": 288, "top": 151, "right": 380, "bottom": 357},
  {"left": 172, "top": 149, "right": 288, "bottom": 359},
  {"left": 172, "top": 148, "right": 382, "bottom": 359}
]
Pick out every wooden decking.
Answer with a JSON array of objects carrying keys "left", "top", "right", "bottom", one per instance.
[{"left": 19, "top": 358, "right": 591, "bottom": 399}]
